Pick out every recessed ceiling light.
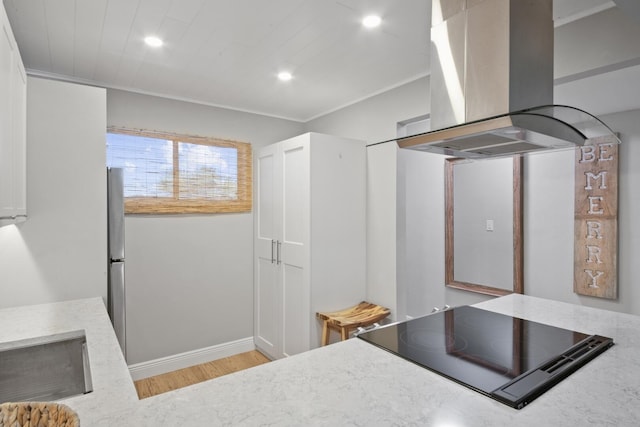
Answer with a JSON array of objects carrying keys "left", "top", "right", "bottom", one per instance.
[
  {"left": 278, "top": 71, "right": 293, "bottom": 81},
  {"left": 144, "top": 36, "right": 163, "bottom": 47},
  {"left": 362, "top": 15, "right": 381, "bottom": 28}
]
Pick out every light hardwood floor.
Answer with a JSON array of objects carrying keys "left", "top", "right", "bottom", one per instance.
[{"left": 134, "top": 350, "right": 271, "bottom": 399}]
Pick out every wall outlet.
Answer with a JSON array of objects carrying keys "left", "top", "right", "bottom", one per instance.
[{"left": 486, "top": 219, "right": 494, "bottom": 231}]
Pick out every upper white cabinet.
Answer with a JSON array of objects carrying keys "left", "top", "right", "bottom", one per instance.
[
  {"left": 254, "top": 132, "right": 367, "bottom": 360},
  {"left": 0, "top": 3, "right": 27, "bottom": 225}
]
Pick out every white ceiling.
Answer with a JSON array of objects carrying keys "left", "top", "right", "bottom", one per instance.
[{"left": 3, "top": 0, "right": 616, "bottom": 122}]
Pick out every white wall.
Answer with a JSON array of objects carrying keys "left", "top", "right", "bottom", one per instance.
[
  {"left": 453, "top": 158, "right": 514, "bottom": 290},
  {"left": 554, "top": 8, "right": 640, "bottom": 80},
  {"left": 366, "top": 143, "right": 398, "bottom": 320},
  {"left": 306, "top": 77, "right": 429, "bottom": 144},
  {"left": 396, "top": 150, "right": 445, "bottom": 318},
  {"left": 305, "top": 77, "right": 429, "bottom": 320},
  {"left": 609, "top": 110, "right": 640, "bottom": 312},
  {"left": 523, "top": 109, "right": 640, "bottom": 314},
  {"left": 396, "top": 150, "right": 492, "bottom": 318},
  {"left": 107, "top": 89, "right": 304, "bottom": 364},
  {"left": 0, "top": 77, "right": 107, "bottom": 308}
]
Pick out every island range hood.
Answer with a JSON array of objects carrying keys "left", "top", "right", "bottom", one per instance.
[{"left": 396, "top": 0, "right": 619, "bottom": 159}]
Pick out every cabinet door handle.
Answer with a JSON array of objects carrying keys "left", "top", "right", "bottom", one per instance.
[
  {"left": 277, "top": 240, "right": 282, "bottom": 265},
  {"left": 271, "top": 240, "right": 276, "bottom": 264}
]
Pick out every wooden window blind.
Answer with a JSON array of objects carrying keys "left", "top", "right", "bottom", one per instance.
[{"left": 106, "top": 127, "right": 252, "bottom": 214}]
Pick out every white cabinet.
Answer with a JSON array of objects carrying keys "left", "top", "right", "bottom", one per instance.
[
  {"left": 254, "top": 132, "right": 367, "bottom": 360},
  {"left": 0, "top": 4, "right": 27, "bottom": 225}
]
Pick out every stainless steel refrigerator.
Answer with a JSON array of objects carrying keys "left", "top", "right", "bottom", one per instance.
[{"left": 107, "top": 167, "right": 126, "bottom": 360}]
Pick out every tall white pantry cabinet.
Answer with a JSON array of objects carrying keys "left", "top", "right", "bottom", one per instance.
[
  {"left": 254, "top": 132, "right": 367, "bottom": 360},
  {"left": 0, "top": 3, "right": 27, "bottom": 225}
]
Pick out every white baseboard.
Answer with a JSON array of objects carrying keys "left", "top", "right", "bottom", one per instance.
[{"left": 128, "top": 337, "right": 255, "bottom": 381}]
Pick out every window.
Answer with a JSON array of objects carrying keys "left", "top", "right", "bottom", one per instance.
[{"left": 106, "top": 128, "right": 252, "bottom": 214}]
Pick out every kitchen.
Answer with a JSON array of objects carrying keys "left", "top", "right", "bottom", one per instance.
[{"left": 1, "top": 0, "right": 640, "bottom": 425}]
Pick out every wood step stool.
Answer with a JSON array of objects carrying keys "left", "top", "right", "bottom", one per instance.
[{"left": 316, "top": 301, "right": 391, "bottom": 346}]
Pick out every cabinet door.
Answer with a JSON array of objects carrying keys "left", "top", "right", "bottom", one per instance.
[
  {"left": 0, "top": 5, "right": 25, "bottom": 221},
  {"left": 254, "top": 144, "right": 281, "bottom": 359},
  {"left": 279, "top": 136, "right": 310, "bottom": 357},
  {"left": 0, "top": 11, "right": 14, "bottom": 217}
]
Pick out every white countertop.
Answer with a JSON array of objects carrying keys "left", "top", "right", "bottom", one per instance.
[
  {"left": 0, "top": 298, "right": 138, "bottom": 419},
  {"left": 2, "top": 295, "right": 639, "bottom": 426}
]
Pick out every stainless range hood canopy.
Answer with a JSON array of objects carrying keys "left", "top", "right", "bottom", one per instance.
[
  {"left": 394, "top": 0, "right": 620, "bottom": 158},
  {"left": 396, "top": 104, "right": 620, "bottom": 159}
]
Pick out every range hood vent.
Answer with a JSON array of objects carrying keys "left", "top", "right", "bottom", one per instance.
[
  {"left": 396, "top": 105, "right": 619, "bottom": 159},
  {"left": 395, "top": 0, "right": 619, "bottom": 158}
]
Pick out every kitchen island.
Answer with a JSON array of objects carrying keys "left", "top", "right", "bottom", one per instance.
[{"left": 1, "top": 295, "right": 639, "bottom": 426}]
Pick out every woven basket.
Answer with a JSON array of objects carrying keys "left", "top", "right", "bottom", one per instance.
[{"left": 0, "top": 402, "right": 79, "bottom": 427}]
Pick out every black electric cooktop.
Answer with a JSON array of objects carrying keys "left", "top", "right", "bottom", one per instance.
[{"left": 357, "top": 306, "right": 613, "bottom": 409}]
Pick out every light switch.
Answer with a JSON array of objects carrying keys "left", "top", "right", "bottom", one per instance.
[{"left": 486, "top": 219, "right": 494, "bottom": 231}]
